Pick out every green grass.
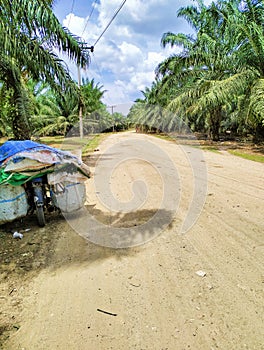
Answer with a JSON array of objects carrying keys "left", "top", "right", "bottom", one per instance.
[
  {"left": 82, "top": 134, "right": 108, "bottom": 157},
  {"left": 41, "top": 134, "right": 109, "bottom": 157},
  {"left": 201, "top": 146, "right": 220, "bottom": 153},
  {"left": 151, "top": 133, "right": 176, "bottom": 142},
  {"left": 40, "top": 135, "right": 89, "bottom": 148},
  {"left": 0, "top": 133, "right": 110, "bottom": 158},
  {"left": 39, "top": 135, "right": 64, "bottom": 144},
  {"left": 229, "top": 150, "right": 264, "bottom": 163}
]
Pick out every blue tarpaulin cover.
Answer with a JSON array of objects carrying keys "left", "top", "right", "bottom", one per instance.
[
  {"left": 0, "top": 140, "right": 90, "bottom": 185},
  {"left": 0, "top": 140, "right": 71, "bottom": 165}
]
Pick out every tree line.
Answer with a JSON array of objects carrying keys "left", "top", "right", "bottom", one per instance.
[
  {"left": 0, "top": 0, "right": 127, "bottom": 140},
  {"left": 129, "top": 0, "right": 264, "bottom": 142}
]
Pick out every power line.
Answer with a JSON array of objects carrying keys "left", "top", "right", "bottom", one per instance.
[
  {"left": 107, "top": 105, "right": 117, "bottom": 115},
  {"left": 67, "top": 0, "right": 76, "bottom": 27},
  {"left": 81, "top": 0, "right": 99, "bottom": 37},
  {"left": 90, "top": 53, "right": 109, "bottom": 100},
  {"left": 91, "top": 52, "right": 114, "bottom": 106},
  {"left": 93, "top": 0, "right": 127, "bottom": 47}
]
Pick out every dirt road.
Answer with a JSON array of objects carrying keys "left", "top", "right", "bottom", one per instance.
[{"left": 3, "top": 132, "right": 264, "bottom": 349}]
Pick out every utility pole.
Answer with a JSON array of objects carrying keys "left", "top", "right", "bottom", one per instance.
[
  {"left": 107, "top": 105, "right": 116, "bottom": 115},
  {"left": 77, "top": 65, "right": 83, "bottom": 139},
  {"left": 107, "top": 105, "right": 117, "bottom": 132},
  {"left": 77, "top": 45, "right": 94, "bottom": 139}
]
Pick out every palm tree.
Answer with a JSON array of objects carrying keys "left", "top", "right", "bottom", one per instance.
[
  {"left": 80, "top": 78, "right": 110, "bottom": 133},
  {"left": 28, "top": 82, "right": 79, "bottom": 136},
  {"left": 157, "top": 0, "right": 239, "bottom": 140},
  {"left": 0, "top": 57, "right": 32, "bottom": 138},
  {"left": 0, "top": 82, "right": 12, "bottom": 137},
  {"left": 220, "top": 0, "right": 264, "bottom": 139},
  {"left": 156, "top": 0, "right": 264, "bottom": 141},
  {"left": 0, "top": 0, "right": 90, "bottom": 139},
  {"left": 81, "top": 78, "right": 106, "bottom": 115},
  {"left": 128, "top": 84, "right": 167, "bottom": 133},
  {"left": 28, "top": 77, "right": 110, "bottom": 136}
]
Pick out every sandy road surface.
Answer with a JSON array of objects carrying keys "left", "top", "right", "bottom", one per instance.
[{"left": 4, "top": 132, "right": 264, "bottom": 350}]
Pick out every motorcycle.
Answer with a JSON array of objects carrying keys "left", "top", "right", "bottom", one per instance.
[
  {"left": 25, "top": 175, "right": 56, "bottom": 227},
  {"left": 0, "top": 140, "right": 90, "bottom": 227},
  {"left": 24, "top": 171, "right": 87, "bottom": 227}
]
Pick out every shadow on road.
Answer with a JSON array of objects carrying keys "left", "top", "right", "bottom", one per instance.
[{"left": 0, "top": 206, "right": 175, "bottom": 278}]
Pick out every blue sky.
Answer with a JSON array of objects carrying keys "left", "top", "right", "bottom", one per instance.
[{"left": 53, "top": 0, "right": 211, "bottom": 113}]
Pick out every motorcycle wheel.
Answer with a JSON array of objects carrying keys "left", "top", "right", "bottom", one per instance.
[{"left": 36, "top": 205, "right": 46, "bottom": 227}]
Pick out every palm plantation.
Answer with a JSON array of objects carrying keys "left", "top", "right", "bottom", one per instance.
[
  {"left": 0, "top": 0, "right": 89, "bottom": 139},
  {"left": 130, "top": 0, "right": 264, "bottom": 142},
  {"left": 0, "top": 1, "right": 128, "bottom": 139},
  {"left": 1, "top": 0, "right": 263, "bottom": 142}
]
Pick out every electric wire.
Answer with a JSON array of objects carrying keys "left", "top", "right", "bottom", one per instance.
[
  {"left": 91, "top": 52, "right": 114, "bottom": 106},
  {"left": 67, "top": 0, "right": 76, "bottom": 27},
  {"left": 93, "top": 0, "right": 127, "bottom": 47},
  {"left": 76, "top": 0, "right": 127, "bottom": 108},
  {"left": 81, "top": 0, "right": 99, "bottom": 37}
]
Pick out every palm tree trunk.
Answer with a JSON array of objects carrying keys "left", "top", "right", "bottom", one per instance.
[
  {"left": 12, "top": 115, "right": 31, "bottom": 140},
  {"left": 209, "top": 108, "right": 221, "bottom": 141},
  {"left": 11, "top": 89, "right": 31, "bottom": 140}
]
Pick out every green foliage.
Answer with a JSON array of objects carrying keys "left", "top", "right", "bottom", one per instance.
[
  {"left": 132, "top": 0, "right": 264, "bottom": 141},
  {"left": 0, "top": 0, "right": 90, "bottom": 139},
  {"left": 81, "top": 78, "right": 105, "bottom": 114},
  {"left": 25, "top": 77, "right": 127, "bottom": 137}
]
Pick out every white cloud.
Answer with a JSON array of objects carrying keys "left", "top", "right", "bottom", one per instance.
[
  {"left": 55, "top": 0, "right": 209, "bottom": 107},
  {"left": 103, "top": 82, "right": 128, "bottom": 104},
  {"left": 118, "top": 42, "right": 142, "bottom": 64},
  {"left": 63, "top": 14, "right": 86, "bottom": 35}
]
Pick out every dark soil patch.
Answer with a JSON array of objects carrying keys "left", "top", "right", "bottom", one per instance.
[{"left": 0, "top": 213, "right": 63, "bottom": 347}]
